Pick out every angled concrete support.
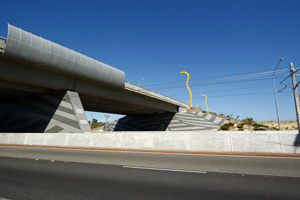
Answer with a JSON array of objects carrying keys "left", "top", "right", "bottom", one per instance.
[
  {"left": 0, "top": 90, "right": 91, "bottom": 133},
  {"left": 107, "top": 112, "right": 228, "bottom": 131}
]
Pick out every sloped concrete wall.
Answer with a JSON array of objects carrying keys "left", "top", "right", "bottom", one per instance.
[
  {"left": 0, "top": 91, "right": 90, "bottom": 133},
  {"left": 1, "top": 131, "right": 299, "bottom": 154},
  {"left": 108, "top": 112, "right": 228, "bottom": 131}
]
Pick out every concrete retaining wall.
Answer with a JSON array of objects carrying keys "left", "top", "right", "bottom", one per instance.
[{"left": 0, "top": 131, "right": 299, "bottom": 154}]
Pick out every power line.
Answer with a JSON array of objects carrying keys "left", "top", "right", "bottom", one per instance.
[
  {"left": 169, "top": 84, "right": 271, "bottom": 97},
  {"left": 150, "top": 76, "right": 287, "bottom": 90},
  {"left": 81, "top": 68, "right": 292, "bottom": 104},
  {"left": 178, "top": 90, "right": 291, "bottom": 99},
  {"left": 149, "top": 69, "right": 289, "bottom": 90},
  {"left": 144, "top": 68, "right": 290, "bottom": 89},
  {"left": 246, "top": 94, "right": 273, "bottom": 119}
]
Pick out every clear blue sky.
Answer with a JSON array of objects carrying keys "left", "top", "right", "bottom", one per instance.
[{"left": 1, "top": 0, "right": 300, "bottom": 122}]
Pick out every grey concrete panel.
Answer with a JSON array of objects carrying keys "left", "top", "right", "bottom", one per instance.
[
  {"left": 0, "top": 91, "right": 66, "bottom": 132},
  {"left": 190, "top": 133, "right": 231, "bottom": 152},
  {"left": 45, "top": 91, "right": 91, "bottom": 133},
  {"left": 280, "top": 134, "right": 300, "bottom": 153},
  {"left": 5, "top": 24, "right": 125, "bottom": 88},
  {"left": 0, "top": 89, "right": 90, "bottom": 133},
  {"left": 68, "top": 133, "right": 92, "bottom": 147},
  {"left": 92, "top": 133, "right": 121, "bottom": 148},
  {"left": 44, "top": 133, "right": 69, "bottom": 146},
  {"left": 120, "top": 132, "right": 152, "bottom": 149},
  {"left": 108, "top": 112, "right": 228, "bottom": 131},
  {"left": 152, "top": 133, "right": 187, "bottom": 150},
  {"left": 1, "top": 131, "right": 299, "bottom": 154}
]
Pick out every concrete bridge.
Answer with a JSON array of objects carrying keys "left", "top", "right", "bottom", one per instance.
[{"left": 0, "top": 24, "right": 188, "bottom": 133}]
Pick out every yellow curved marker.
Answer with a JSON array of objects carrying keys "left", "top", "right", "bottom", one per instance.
[
  {"left": 201, "top": 94, "right": 209, "bottom": 113},
  {"left": 180, "top": 71, "right": 192, "bottom": 108}
]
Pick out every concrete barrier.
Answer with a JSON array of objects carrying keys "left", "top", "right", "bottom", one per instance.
[{"left": 0, "top": 131, "right": 299, "bottom": 154}]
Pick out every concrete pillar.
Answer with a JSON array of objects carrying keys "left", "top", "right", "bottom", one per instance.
[{"left": 0, "top": 90, "right": 91, "bottom": 133}]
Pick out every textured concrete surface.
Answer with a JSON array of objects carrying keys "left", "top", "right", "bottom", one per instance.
[
  {"left": 108, "top": 112, "right": 228, "bottom": 131},
  {"left": 0, "top": 91, "right": 90, "bottom": 133},
  {"left": 1, "top": 131, "right": 299, "bottom": 154}
]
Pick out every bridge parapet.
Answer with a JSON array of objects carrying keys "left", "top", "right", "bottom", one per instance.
[
  {"left": 125, "top": 82, "right": 188, "bottom": 110},
  {"left": 4, "top": 24, "right": 125, "bottom": 88}
]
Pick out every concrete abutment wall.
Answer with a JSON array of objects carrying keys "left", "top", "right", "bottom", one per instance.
[{"left": 0, "top": 131, "right": 299, "bottom": 154}]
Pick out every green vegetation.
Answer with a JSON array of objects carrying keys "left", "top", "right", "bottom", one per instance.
[
  {"left": 237, "top": 123, "right": 245, "bottom": 129},
  {"left": 253, "top": 128, "right": 266, "bottom": 131},
  {"left": 246, "top": 117, "right": 254, "bottom": 124},
  {"left": 220, "top": 123, "right": 234, "bottom": 130},
  {"left": 89, "top": 118, "right": 105, "bottom": 129},
  {"left": 252, "top": 123, "right": 268, "bottom": 131}
]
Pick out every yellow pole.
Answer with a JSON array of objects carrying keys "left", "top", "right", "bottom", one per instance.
[
  {"left": 201, "top": 94, "right": 209, "bottom": 113},
  {"left": 180, "top": 71, "right": 192, "bottom": 108}
]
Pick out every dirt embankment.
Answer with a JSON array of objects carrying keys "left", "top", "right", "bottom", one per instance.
[
  {"left": 221, "top": 120, "right": 298, "bottom": 131},
  {"left": 259, "top": 121, "right": 298, "bottom": 131}
]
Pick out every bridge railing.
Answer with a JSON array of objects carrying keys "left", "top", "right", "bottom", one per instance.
[
  {"left": 0, "top": 36, "right": 6, "bottom": 54},
  {"left": 125, "top": 81, "right": 188, "bottom": 108}
]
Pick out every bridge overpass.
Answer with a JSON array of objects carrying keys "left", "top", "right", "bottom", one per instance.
[{"left": 0, "top": 24, "right": 188, "bottom": 133}]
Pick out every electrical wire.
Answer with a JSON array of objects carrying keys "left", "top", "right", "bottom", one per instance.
[
  {"left": 150, "top": 76, "right": 287, "bottom": 90},
  {"left": 148, "top": 70, "right": 289, "bottom": 90},
  {"left": 169, "top": 84, "right": 271, "bottom": 97},
  {"left": 81, "top": 68, "right": 292, "bottom": 104},
  {"left": 144, "top": 68, "right": 290, "bottom": 88},
  {"left": 178, "top": 90, "right": 291, "bottom": 99},
  {"left": 145, "top": 68, "right": 290, "bottom": 90}
]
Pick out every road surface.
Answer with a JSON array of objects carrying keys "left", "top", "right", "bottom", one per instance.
[{"left": 0, "top": 147, "right": 299, "bottom": 199}]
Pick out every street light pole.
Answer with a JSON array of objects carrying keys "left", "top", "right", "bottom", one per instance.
[
  {"left": 139, "top": 78, "right": 144, "bottom": 86},
  {"left": 272, "top": 58, "right": 283, "bottom": 131}
]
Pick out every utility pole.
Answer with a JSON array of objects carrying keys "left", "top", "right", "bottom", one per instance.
[
  {"left": 290, "top": 63, "right": 300, "bottom": 133},
  {"left": 104, "top": 115, "right": 110, "bottom": 132},
  {"left": 272, "top": 58, "right": 283, "bottom": 130}
]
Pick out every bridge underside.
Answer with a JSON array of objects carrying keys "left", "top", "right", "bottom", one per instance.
[
  {"left": 0, "top": 56, "right": 182, "bottom": 116},
  {"left": 0, "top": 56, "right": 186, "bottom": 132}
]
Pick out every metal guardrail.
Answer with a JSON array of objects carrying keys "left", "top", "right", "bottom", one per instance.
[
  {"left": 0, "top": 36, "right": 6, "bottom": 54},
  {"left": 0, "top": 36, "right": 7, "bottom": 41},
  {"left": 125, "top": 81, "right": 188, "bottom": 107}
]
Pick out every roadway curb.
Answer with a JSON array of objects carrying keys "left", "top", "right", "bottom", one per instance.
[{"left": 1, "top": 144, "right": 300, "bottom": 158}]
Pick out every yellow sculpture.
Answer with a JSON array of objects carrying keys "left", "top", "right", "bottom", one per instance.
[
  {"left": 180, "top": 71, "right": 192, "bottom": 108},
  {"left": 201, "top": 94, "right": 209, "bottom": 113}
]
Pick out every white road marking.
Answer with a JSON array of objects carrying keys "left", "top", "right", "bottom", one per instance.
[{"left": 123, "top": 166, "right": 207, "bottom": 174}]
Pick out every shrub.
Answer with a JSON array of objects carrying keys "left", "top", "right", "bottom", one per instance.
[
  {"left": 220, "top": 123, "right": 234, "bottom": 131},
  {"left": 246, "top": 118, "right": 254, "bottom": 123},
  {"left": 254, "top": 128, "right": 266, "bottom": 131},
  {"left": 220, "top": 124, "right": 230, "bottom": 130},
  {"left": 238, "top": 128, "right": 244, "bottom": 131}
]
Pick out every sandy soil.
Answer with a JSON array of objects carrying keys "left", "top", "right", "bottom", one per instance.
[
  {"left": 259, "top": 121, "right": 298, "bottom": 131},
  {"left": 226, "top": 120, "right": 298, "bottom": 131},
  {"left": 92, "top": 126, "right": 104, "bottom": 132}
]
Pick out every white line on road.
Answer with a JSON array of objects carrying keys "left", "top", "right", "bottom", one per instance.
[{"left": 123, "top": 166, "right": 207, "bottom": 174}]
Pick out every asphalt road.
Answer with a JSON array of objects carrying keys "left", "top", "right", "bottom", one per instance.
[
  {"left": 0, "top": 147, "right": 300, "bottom": 199},
  {"left": 1, "top": 146, "right": 300, "bottom": 177}
]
